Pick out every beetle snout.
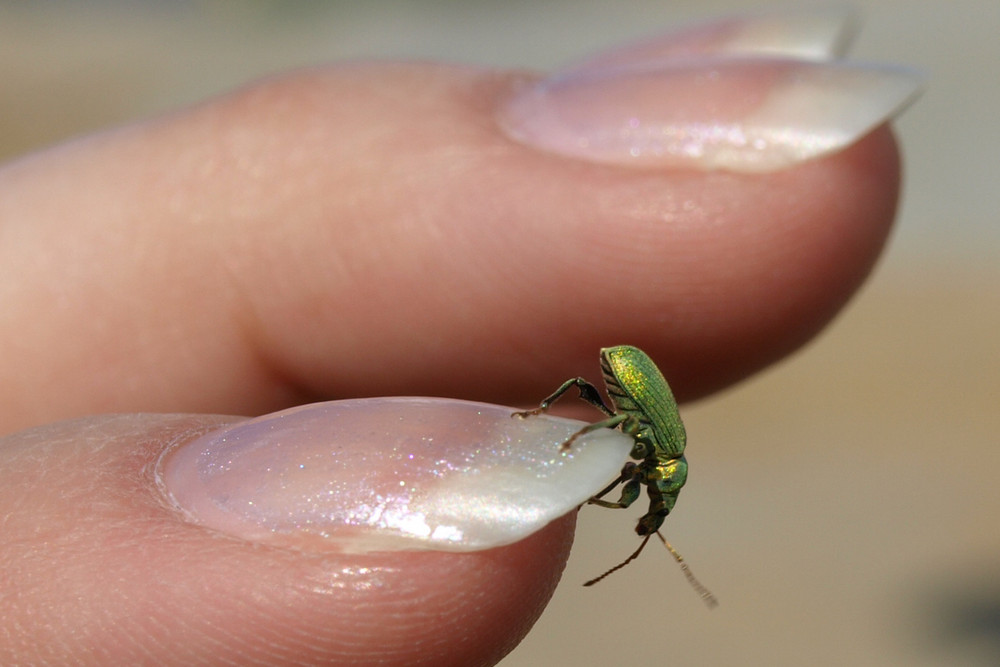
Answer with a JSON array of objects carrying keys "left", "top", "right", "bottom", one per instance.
[{"left": 634, "top": 514, "right": 663, "bottom": 536}]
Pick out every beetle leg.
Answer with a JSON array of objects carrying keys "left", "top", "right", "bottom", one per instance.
[
  {"left": 588, "top": 462, "right": 641, "bottom": 508},
  {"left": 588, "top": 478, "right": 641, "bottom": 509},
  {"left": 588, "top": 462, "right": 635, "bottom": 500},
  {"left": 558, "top": 413, "right": 629, "bottom": 451},
  {"left": 512, "top": 377, "right": 615, "bottom": 419}
]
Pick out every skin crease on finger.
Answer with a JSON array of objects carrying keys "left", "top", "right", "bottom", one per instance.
[
  {"left": 0, "top": 414, "right": 575, "bottom": 666},
  {"left": 0, "top": 64, "right": 899, "bottom": 434}
]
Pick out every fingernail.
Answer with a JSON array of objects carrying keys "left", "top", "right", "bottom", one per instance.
[
  {"left": 569, "top": 7, "right": 859, "bottom": 71},
  {"left": 498, "top": 59, "right": 923, "bottom": 173},
  {"left": 157, "top": 398, "right": 632, "bottom": 552}
]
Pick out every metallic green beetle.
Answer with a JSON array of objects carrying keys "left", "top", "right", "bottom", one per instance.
[{"left": 515, "top": 345, "right": 716, "bottom": 605}]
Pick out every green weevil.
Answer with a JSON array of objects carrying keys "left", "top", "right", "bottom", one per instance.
[{"left": 514, "top": 344, "right": 716, "bottom": 606}]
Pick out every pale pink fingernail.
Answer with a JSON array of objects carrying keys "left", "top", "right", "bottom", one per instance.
[
  {"left": 569, "top": 7, "right": 859, "bottom": 71},
  {"left": 157, "top": 398, "right": 632, "bottom": 553},
  {"left": 498, "top": 58, "right": 923, "bottom": 173}
]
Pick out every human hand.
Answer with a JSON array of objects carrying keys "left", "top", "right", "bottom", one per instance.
[{"left": 0, "top": 11, "right": 920, "bottom": 665}]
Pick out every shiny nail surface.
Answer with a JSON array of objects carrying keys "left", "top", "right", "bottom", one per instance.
[
  {"left": 499, "top": 58, "right": 923, "bottom": 172},
  {"left": 158, "top": 398, "right": 632, "bottom": 552}
]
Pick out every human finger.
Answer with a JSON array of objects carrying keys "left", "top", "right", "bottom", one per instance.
[
  {"left": 0, "top": 15, "right": 921, "bottom": 431},
  {"left": 1, "top": 401, "right": 629, "bottom": 666}
]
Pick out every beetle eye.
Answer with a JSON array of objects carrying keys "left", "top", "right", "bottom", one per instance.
[{"left": 630, "top": 441, "right": 651, "bottom": 459}]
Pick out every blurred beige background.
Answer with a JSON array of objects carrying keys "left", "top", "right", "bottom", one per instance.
[{"left": 2, "top": 1, "right": 996, "bottom": 665}]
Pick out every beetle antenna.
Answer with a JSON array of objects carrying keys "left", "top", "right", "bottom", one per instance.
[
  {"left": 655, "top": 531, "right": 718, "bottom": 608},
  {"left": 583, "top": 533, "right": 653, "bottom": 586},
  {"left": 584, "top": 532, "right": 718, "bottom": 608}
]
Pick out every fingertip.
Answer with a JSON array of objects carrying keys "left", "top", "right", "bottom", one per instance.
[
  {"left": 661, "top": 123, "right": 902, "bottom": 397},
  {"left": 0, "top": 412, "right": 579, "bottom": 666},
  {"left": 197, "top": 65, "right": 904, "bottom": 403},
  {"left": 0, "top": 60, "right": 907, "bottom": 429}
]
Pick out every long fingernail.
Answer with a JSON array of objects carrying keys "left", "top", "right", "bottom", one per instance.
[
  {"left": 569, "top": 7, "right": 859, "bottom": 71},
  {"left": 498, "top": 58, "right": 923, "bottom": 173},
  {"left": 157, "top": 398, "right": 632, "bottom": 552}
]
